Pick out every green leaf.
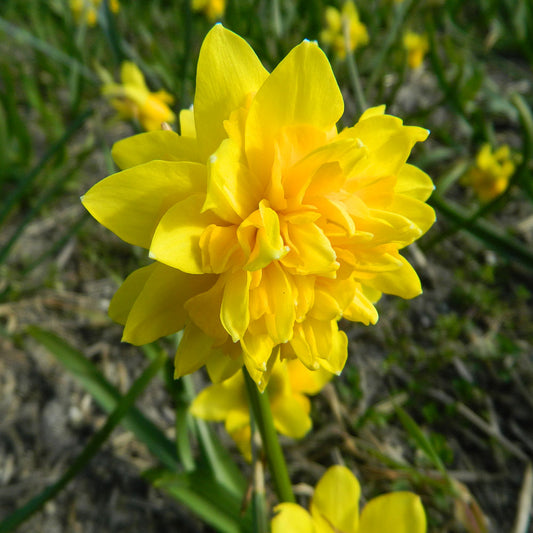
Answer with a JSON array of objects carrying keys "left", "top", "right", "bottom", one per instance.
[
  {"left": 27, "top": 326, "right": 179, "bottom": 471},
  {"left": 145, "top": 468, "right": 253, "bottom": 533},
  {"left": 395, "top": 405, "right": 448, "bottom": 477},
  {"left": 0, "top": 345, "right": 166, "bottom": 533}
]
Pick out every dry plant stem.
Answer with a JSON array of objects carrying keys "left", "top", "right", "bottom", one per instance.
[
  {"left": 512, "top": 463, "right": 532, "bottom": 533},
  {"left": 243, "top": 368, "right": 295, "bottom": 504},
  {"left": 429, "top": 390, "right": 528, "bottom": 461}
]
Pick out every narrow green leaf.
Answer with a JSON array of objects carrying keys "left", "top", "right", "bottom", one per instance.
[
  {"left": 27, "top": 326, "right": 179, "bottom": 471},
  {"left": 395, "top": 405, "right": 448, "bottom": 477},
  {"left": 0, "top": 348, "right": 166, "bottom": 533},
  {"left": 145, "top": 469, "right": 252, "bottom": 533}
]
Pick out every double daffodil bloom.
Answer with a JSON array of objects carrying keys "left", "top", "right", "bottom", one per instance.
[
  {"left": 320, "top": 2, "right": 369, "bottom": 59},
  {"left": 70, "top": 0, "right": 119, "bottom": 27},
  {"left": 272, "top": 465, "right": 427, "bottom": 533},
  {"left": 462, "top": 144, "right": 515, "bottom": 201},
  {"left": 83, "top": 25, "right": 435, "bottom": 389},
  {"left": 191, "top": 359, "right": 332, "bottom": 460},
  {"left": 102, "top": 61, "right": 176, "bottom": 132},
  {"left": 192, "top": 0, "right": 225, "bottom": 21},
  {"left": 403, "top": 32, "right": 429, "bottom": 70}
]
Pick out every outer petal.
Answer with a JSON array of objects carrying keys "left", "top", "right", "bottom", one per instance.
[
  {"left": 111, "top": 130, "right": 199, "bottom": 170},
  {"left": 82, "top": 161, "right": 206, "bottom": 249},
  {"left": 287, "top": 359, "right": 332, "bottom": 395},
  {"left": 395, "top": 164, "right": 435, "bottom": 201},
  {"left": 272, "top": 504, "right": 315, "bottom": 533},
  {"left": 174, "top": 322, "right": 216, "bottom": 378},
  {"left": 150, "top": 193, "right": 221, "bottom": 274},
  {"left": 122, "top": 263, "right": 216, "bottom": 345},
  {"left": 246, "top": 39, "right": 343, "bottom": 182},
  {"left": 108, "top": 264, "right": 155, "bottom": 325},
  {"left": 271, "top": 396, "right": 312, "bottom": 438},
  {"left": 190, "top": 371, "right": 247, "bottom": 421},
  {"left": 310, "top": 466, "right": 360, "bottom": 533},
  {"left": 359, "top": 492, "right": 427, "bottom": 533},
  {"left": 194, "top": 24, "right": 269, "bottom": 160},
  {"left": 365, "top": 255, "right": 422, "bottom": 299}
]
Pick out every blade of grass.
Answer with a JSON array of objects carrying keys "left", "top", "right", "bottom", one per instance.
[
  {"left": 0, "top": 17, "right": 97, "bottom": 82},
  {"left": 427, "top": 194, "right": 533, "bottom": 269},
  {"left": 145, "top": 469, "right": 253, "bottom": 533},
  {"left": 394, "top": 404, "right": 449, "bottom": 478},
  {"left": 0, "top": 347, "right": 166, "bottom": 533},
  {"left": 27, "top": 326, "right": 179, "bottom": 471},
  {"left": 0, "top": 108, "right": 93, "bottom": 227}
]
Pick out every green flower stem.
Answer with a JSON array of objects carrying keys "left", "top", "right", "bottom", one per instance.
[{"left": 243, "top": 367, "right": 295, "bottom": 504}]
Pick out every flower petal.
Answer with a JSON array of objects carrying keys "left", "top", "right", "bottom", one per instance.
[
  {"left": 122, "top": 263, "right": 216, "bottom": 345},
  {"left": 108, "top": 264, "right": 155, "bottom": 325},
  {"left": 395, "top": 164, "right": 434, "bottom": 201},
  {"left": 359, "top": 492, "right": 427, "bottom": 533},
  {"left": 204, "top": 138, "right": 260, "bottom": 223},
  {"left": 174, "top": 321, "right": 216, "bottom": 378},
  {"left": 310, "top": 465, "right": 360, "bottom": 533},
  {"left": 111, "top": 130, "right": 199, "bottom": 170},
  {"left": 271, "top": 395, "right": 311, "bottom": 438},
  {"left": 194, "top": 24, "right": 269, "bottom": 160},
  {"left": 150, "top": 193, "right": 221, "bottom": 274},
  {"left": 272, "top": 504, "right": 315, "bottom": 533},
  {"left": 365, "top": 254, "right": 422, "bottom": 299},
  {"left": 246, "top": 39, "right": 343, "bottom": 182},
  {"left": 190, "top": 371, "right": 247, "bottom": 421},
  {"left": 184, "top": 276, "right": 228, "bottom": 343},
  {"left": 82, "top": 161, "right": 206, "bottom": 249},
  {"left": 220, "top": 270, "right": 252, "bottom": 341}
]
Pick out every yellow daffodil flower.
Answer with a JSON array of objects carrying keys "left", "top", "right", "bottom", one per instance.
[
  {"left": 192, "top": 0, "right": 225, "bottom": 21},
  {"left": 191, "top": 359, "right": 332, "bottom": 460},
  {"left": 320, "top": 2, "right": 369, "bottom": 59},
  {"left": 462, "top": 144, "right": 515, "bottom": 201},
  {"left": 403, "top": 31, "right": 429, "bottom": 70},
  {"left": 70, "top": 0, "right": 119, "bottom": 27},
  {"left": 272, "top": 465, "right": 427, "bottom": 533},
  {"left": 101, "top": 61, "right": 176, "bottom": 132},
  {"left": 82, "top": 25, "right": 435, "bottom": 389}
]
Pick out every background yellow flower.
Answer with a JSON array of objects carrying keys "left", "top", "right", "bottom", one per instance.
[
  {"left": 272, "top": 465, "right": 427, "bottom": 533},
  {"left": 101, "top": 61, "right": 176, "bottom": 131},
  {"left": 320, "top": 1, "right": 369, "bottom": 59},
  {"left": 190, "top": 359, "right": 332, "bottom": 460},
  {"left": 403, "top": 31, "right": 429, "bottom": 69},
  {"left": 462, "top": 144, "right": 515, "bottom": 201}
]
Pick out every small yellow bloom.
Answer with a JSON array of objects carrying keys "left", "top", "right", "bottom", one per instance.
[
  {"left": 192, "top": 0, "right": 225, "bottom": 21},
  {"left": 463, "top": 144, "right": 515, "bottom": 201},
  {"left": 83, "top": 25, "right": 435, "bottom": 389},
  {"left": 70, "top": 0, "right": 119, "bottom": 26},
  {"left": 272, "top": 465, "right": 427, "bottom": 533},
  {"left": 102, "top": 61, "right": 176, "bottom": 132},
  {"left": 190, "top": 359, "right": 332, "bottom": 460},
  {"left": 320, "top": 1, "right": 369, "bottom": 59},
  {"left": 403, "top": 31, "right": 429, "bottom": 70}
]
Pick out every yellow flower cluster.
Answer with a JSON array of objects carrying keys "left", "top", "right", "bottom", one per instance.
[
  {"left": 83, "top": 25, "right": 435, "bottom": 389},
  {"left": 191, "top": 359, "right": 332, "bottom": 460},
  {"left": 272, "top": 465, "right": 427, "bottom": 533},
  {"left": 463, "top": 144, "right": 515, "bottom": 201},
  {"left": 403, "top": 31, "right": 429, "bottom": 70},
  {"left": 320, "top": 1, "right": 369, "bottom": 59},
  {"left": 102, "top": 61, "right": 176, "bottom": 132},
  {"left": 192, "top": 0, "right": 226, "bottom": 21},
  {"left": 70, "top": 0, "right": 119, "bottom": 27}
]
